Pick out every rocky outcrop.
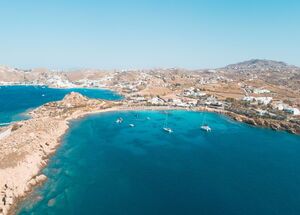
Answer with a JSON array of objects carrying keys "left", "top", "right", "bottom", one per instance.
[
  {"left": 30, "top": 92, "right": 117, "bottom": 119},
  {"left": 226, "top": 112, "right": 300, "bottom": 134}
]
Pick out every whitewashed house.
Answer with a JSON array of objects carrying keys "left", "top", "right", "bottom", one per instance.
[{"left": 284, "top": 107, "right": 300, "bottom": 115}]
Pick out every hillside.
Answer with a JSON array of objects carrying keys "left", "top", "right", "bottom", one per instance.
[{"left": 222, "top": 59, "right": 299, "bottom": 72}]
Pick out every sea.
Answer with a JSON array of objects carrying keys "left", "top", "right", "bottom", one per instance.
[
  {"left": 0, "top": 85, "right": 121, "bottom": 125},
  {"left": 15, "top": 109, "right": 300, "bottom": 215},
  {"left": 1, "top": 86, "right": 300, "bottom": 215}
]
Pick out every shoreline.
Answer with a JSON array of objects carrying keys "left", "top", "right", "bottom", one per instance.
[{"left": 0, "top": 93, "right": 299, "bottom": 215}]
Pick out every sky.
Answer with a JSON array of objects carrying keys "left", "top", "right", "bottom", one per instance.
[{"left": 0, "top": 0, "right": 299, "bottom": 69}]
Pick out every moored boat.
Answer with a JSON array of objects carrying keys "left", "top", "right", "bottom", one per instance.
[
  {"left": 116, "top": 117, "right": 123, "bottom": 124},
  {"left": 163, "top": 127, "right": 173, "bottom": 133},
  {"left": 201, "top": 125, "right": 211, "bottom": 132}
]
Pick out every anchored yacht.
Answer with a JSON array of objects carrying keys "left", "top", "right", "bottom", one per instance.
[
  {"left": 163, "top": 127, "right": 173, "bottom": 133},
  {"left": 116, "top": 117, "right": 123, "bottom": 124},
  {"left": 201, "top": 125, "right": 212, "bottom": 132},
  {"left": 162, "top": 112, "right": 173, "bottom": 133}
]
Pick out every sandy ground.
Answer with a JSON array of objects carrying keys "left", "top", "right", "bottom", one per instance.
[{"left": 0, "top": 128, "right": 11, "bottom": 141}]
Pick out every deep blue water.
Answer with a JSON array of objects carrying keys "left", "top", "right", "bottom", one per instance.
[
  {"left": 18, "top": 110, "right": 300, "bottom": 215},
  {"left": 0, "top": 85, "right": 121, "bottom": 125}
]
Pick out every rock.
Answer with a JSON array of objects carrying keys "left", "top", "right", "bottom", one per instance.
[
  {"left": 27, "top": 179, "right": 37, "bottom": 187},
  {"left": 47, "top": 198, "right": 56, "bottom": 207},
  {"left": 27, "top": 174, "right": 47, "bottom": 188},
  {"left": 35, "top": 174, "right": 47, "bottom": 183}
]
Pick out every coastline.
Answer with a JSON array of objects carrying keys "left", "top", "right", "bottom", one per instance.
[{"left": 0, "top": 93, "right": 299, "bottom": 215}]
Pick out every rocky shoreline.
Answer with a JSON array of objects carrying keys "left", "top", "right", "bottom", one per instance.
[
  {"left": 225, "top": 112, "right": 300, "bottom": 135},
  {"left": 0, "top": 92, "right": 299, "bottom": 215}
]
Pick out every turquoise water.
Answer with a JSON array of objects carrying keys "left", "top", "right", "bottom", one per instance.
[
  {"left": 0, "top": 85, "right": 121, "bottom": 125},
  {"left": 19, "top": 110, "right": 300, "bottom": 215}
]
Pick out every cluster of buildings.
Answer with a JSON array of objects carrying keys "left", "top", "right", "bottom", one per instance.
[
  {"left": 241, "top": 84, "right": 272, "bottom": 96},
  {"left": 74, "top": 78, "right": 110, "bottom": 88},
  {"left": 242, "top": 96, "right": 273, "bottom": 105},
  {"left": 127, "top": 87, "right": 225, "bottom": 109},
  {"left": 272, "top": 102, "right": 300, "bottom": 116},
  {"left": 198, "top": 75, "right": 233, "bottom": 85},
  {"left": 252, "top": 88, "right": 271, "bottom": 94},
  {"left": 180, "top": 87, "right": 207, "bottom": 98},
  {"left": 116, "top": 80, "right": 147, "bottom": 93},
  {"left": 241, "top": 96, "right": 300, "bottom": 116},
  {"left": 45, "top": 75, "right": 75, "bottom": 88}
]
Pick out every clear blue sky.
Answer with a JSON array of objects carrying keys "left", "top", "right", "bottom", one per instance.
[{"left": 0, "top": 0, "right": 299, "bottom": 69}]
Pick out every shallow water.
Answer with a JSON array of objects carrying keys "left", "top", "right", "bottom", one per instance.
[
  {"left": 18, "top": 110, "right": 300, "bottom": 215},
  {"left": 0, "top": 85, "right": 121, "bottom": 124}
]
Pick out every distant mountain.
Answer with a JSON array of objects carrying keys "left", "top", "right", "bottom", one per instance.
[
  {"left": 0, "top": 65, "right": 72, "bottom": 86},
  {"left": 0, "top": 66, "right": 25, "bottom": 82},
  {"left": 222, "top": 59, "right": 299, "bottom": 72}
]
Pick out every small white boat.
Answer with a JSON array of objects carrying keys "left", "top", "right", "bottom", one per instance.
[
  {"left": 163, "top": 127, "right": 173, "bottom": 133},
  {"left": 129, "top": 124, "right": 135, "bottom": 127},
  {"left": 162, "top": 112, "right": 172, "bottom": 133},
  {"left": 42, "top": 94, "right": 45, "bottom": 97},
  {"left": 116, "top": 117, "right": 123, "bottom": 124},
  {"left": 201, "top": 125, "right": 211, "bottom": 132},
  {"left": 146, "top": 117, "right": 151, "bottom": 120}
]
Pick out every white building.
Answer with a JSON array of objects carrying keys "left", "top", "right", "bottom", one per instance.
[
  {"left": 172, "top": 99, "right": 188, "bottom": 107},
  {"left": 242, "top": 96, "right": 272, "bottom": 105},
  {"left": 273, "top": 102, "right": 286, "bottom": 111},
  {"left": 242, "top": 96, "right": 255, "bottom": 102},
  {"left": 148, "top": 97, "right": 165, "bottom": 105},
  {"left": 255, "top": 97, "right": 273, "bottom": 105},
  {"left": 253, "top": 88, "right": 271, "bottom": 94},
  {"left": 284, "top": 107, "right": 300, "bottom": 115}
]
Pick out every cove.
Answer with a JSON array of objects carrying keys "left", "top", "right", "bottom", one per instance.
[{"left": 18, "top": 110, "right": 300, "bottom": 215}]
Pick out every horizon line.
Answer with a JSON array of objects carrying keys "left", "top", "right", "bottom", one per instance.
[{"left": 1, "top": 58, "right": 299, "bottom": 71}]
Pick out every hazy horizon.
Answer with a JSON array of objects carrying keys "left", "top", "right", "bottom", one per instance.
[
  {"left": 0, "top": 0, "right": 299, "bottom": 69},
  {"left": 1, "top": 58, "right": 299, "bottom": 72}
]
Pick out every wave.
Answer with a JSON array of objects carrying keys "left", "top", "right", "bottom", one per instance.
[{"left": 0, "top": 122, "right": 10, "bottom": 126}]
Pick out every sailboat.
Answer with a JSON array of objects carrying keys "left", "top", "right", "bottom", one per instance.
[
  {"left": 162, "top": 112, "right": 173, "bottom": 133},
  {"left": 116, "top": 117, "right": 123, "bottom": 124},
  {"left": 200, "top": 125, "right": 211, "bottom": 132},
  {"left": 200, "top": 108, "right": 211, "bottom": 132}
]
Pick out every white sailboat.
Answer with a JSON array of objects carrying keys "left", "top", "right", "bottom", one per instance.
[
  {"left": 116, "top": 117, "right": 123, "bottom": 124},
  {"left": 162, "top": 112, "right": 173, "bottom": 133},
  {"left": 200, "top": 125, "right": 211, "bottom": 132},
  {"left": 200, "top": 108, "right": 212, "bottom": 132}
]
